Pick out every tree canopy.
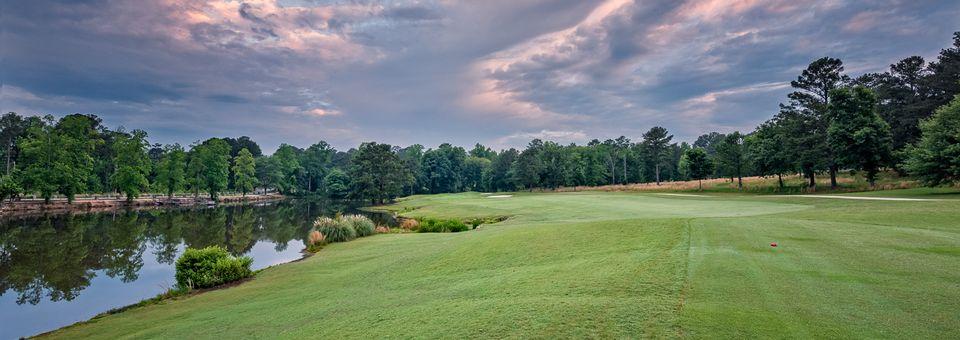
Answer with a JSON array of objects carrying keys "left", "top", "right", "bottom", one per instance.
[
  {"left": 110, "top": 129, "right": 151, "bottom": 202},
  {"left": 903, "top": 95, "right": 960, "bottom": 185}
]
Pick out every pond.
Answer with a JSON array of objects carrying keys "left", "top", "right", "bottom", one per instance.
[{"left": 0, "top": 199, "right": 393, "bottom": 339}]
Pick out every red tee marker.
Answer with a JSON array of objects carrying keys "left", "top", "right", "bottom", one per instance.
[{"left": 770, "top": 242, "right": 778, "bottom": 247}]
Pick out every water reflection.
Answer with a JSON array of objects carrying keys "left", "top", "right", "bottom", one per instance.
[{"left": 0, "top": 199, "right": 392, "bottom": 338}]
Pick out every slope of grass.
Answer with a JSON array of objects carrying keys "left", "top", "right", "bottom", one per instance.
[{"left": 42, "top": 190, "right": 960, "bottom": 338}]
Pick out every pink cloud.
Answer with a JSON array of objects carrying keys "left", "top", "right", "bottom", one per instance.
[
  {"left": 151, "top": 0, "right": 380, "bottom": 62},
  {"left": 306, "top": 108, "right": 342, "bottom": 117},
  {"left": 844, "top": 10, "right": 882, "bottom": 33},
  {"left": 676, "top": 0, "right": 762, "bottom": 23}
]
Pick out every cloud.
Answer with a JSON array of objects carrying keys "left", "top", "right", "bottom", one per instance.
[
  {"left": 494, "top": 129, "right": 588, "bottom": 148},
  {"left": 3, "top": 0, "right": 959, "bottom": 152},
  {"left": 384, "top": 5, "right": 441, "bottom": 21},
  {"left": 305, "top": 108, "right": 342, "bottom": 117},
  {"left": 842, "top": 9, "right": 923, "bottom": 35},
  {"left": 681, "top": 82, "right": 791, "bottom": 107}
]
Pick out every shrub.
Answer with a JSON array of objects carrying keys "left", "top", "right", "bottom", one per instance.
[
  {"left": 445, "top": 220, "right": 469, "bottom": 232},
  {"left": 375, "top": 226, "right": 390, "bottom": 234},
  {"left": 469, "top": 218, "right": 483, "bottom": 229},
  {"left": 314, "top": 216, "right": 356, "bottom": 243},
  {"left": 342, "top": 214, "right": 375, "bottom": 237},
  {"left": 400, "top": 218, "right": 420, "bottom": 230},
  {"left": 175, "top": 246, "right": 253, "bottom": 289},
  {"left": 0, "top": 175, "right": 21, "bottom": 203},
  {"left": 418, "top": 218, "right": 470, "bottom": 233}
]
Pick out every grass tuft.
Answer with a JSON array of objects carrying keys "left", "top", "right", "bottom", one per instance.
[{"left": 314, "top": 216, "right": 356, "bottom": 243}]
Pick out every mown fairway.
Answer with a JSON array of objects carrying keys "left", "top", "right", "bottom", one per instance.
[{"left": 44, "top": 190, "right": 960, "bottom": 338}]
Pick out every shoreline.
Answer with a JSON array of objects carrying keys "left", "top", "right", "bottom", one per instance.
[{"left": 0, "top": 193, "right": 285, "bottom": 218}]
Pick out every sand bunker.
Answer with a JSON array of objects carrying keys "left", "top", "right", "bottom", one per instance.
[{"left": 486, "top": 195, "right": 513, "bottom": 198}]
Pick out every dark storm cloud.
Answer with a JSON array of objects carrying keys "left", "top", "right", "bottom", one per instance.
[{"left": 2, "top": 0, "right": 958, "bottom": 152}]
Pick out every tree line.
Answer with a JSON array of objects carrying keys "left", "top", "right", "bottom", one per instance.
[{"left": 1, "top": 33, "right": 958, "bottom": 204}]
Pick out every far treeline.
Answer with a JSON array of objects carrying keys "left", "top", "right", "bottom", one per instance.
[{"left": 1, "top": 33, "right": 959, "bottom": 205}]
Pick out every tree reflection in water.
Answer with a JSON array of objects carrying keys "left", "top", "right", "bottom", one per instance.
[{"left": 0, "top": 199, "right": 392, "bottom": 306}]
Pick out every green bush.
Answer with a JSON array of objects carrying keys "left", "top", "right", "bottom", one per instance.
[
  {"left": 314, "top": 216, "right": 356, "bottom": 242},
  {"left": 418, "top": 218, "right": 470, "bottom": 233},
  {"left": 469, "top": 218, "right": 483, "bottom": 229},
  {"left": 175, "top": 246, "right": 253, "bottom": 289},
  {"left": 0, "top": 175, "right": 21, "bottom": 203},
  {"left": 342, "top": 214, "right": 376, "bottom": 237}
]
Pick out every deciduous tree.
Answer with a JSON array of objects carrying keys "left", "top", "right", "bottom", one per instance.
[
  {"left": 111, "top": 129, "right": 151, "bottom": 202},
  {"left": 903, "top": 95, "right": 960, "bottom": 185},
  {"left": 231, "top": 148, "right": 257, "bottom": 196},
  {"left": 715, "top": 131, "right": 747, "bottom": 189},
  {"left": 349, "top": 142, "right": 410, "bottom": 204},
  {"left": 323, "top": 168, "right": 351, "bottom": 198},
  {"left": 19, "top": 115, "right": 96, "bottom": 203},
  {"left": 828, "top": 86, "right": 892, "bottom": 186},
  {"left": 155, "top": 144, "right": 187, "bottom": 199},
  {"left": 747, "top": 121, "right": 792, "bottom": 189},
  {"left": 683, "top": 148, "right": 713, "bottom": 191}
]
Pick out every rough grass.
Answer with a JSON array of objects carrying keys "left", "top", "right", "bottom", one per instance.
[
  {"left": 552, "top": 171, "right": 936, "bottom": 194},
  {"left": 42, "top": 190, "right": 960, "bottom": 338}
]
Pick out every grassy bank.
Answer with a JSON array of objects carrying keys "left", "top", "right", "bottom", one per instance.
[{"left": 42, "top": 190, "right": 960, "bottom": 338}]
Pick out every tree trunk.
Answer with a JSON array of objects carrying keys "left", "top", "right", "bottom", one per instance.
[
  {"left": 829, "top": 165, "right": 838, "bottom": 189},
  {"left": 777, "top": 173, "right": 784, "bottom": 188},
  {"left": 622, "top": 154, "right": 627, "bottom": 184},
  {"left": 698, "top": 179, "right": 702, "bottom": 191},
  {"left": 655, "top": 164, "right": 661, "bottom": 186},
  {"left": 808, "top": 171, "right": 815, "bottom": 188},
  {"left": 610, "top": 162, "right": 616, "bottom": 185},
  {"left": 5, "top": 143, "right": 11, "bottom": 175}
]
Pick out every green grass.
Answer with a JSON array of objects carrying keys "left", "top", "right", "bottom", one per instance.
[
  {"left": 557, "top": 171, "right": 937, "bottom": 194},
  {"left": 42, "top": 190, "right": 960, "bottom": 338}
]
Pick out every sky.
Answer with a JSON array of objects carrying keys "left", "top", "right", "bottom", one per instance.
[{"left": 2, "top": 0, "right": 958, "bottom": 153}]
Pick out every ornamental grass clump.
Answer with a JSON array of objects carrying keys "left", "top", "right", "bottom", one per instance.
[
  {"left": 308, "top": 230, "right": 325, "bottom": 245},
  {"left": 400, "top": 218, "right": 420, "bottom": 231},
  {"left": 174, "top": 246, "right": 253, "bottom": 290},
  {"left": 342, "top": 214, "right": 375, "bottom": 237},
  {"left": 306, "top": 230, "right": 326, "bottom": 253},
  {"left": 314, "top": 216, "right": 356, "bottom": 243},
  {"left": 375, "top": 226, "right": 390, "bottom": 234}
]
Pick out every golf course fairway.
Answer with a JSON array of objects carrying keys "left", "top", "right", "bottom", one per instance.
[{"left": 42, "top": 190, "right": 960, "bottom": 338}]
